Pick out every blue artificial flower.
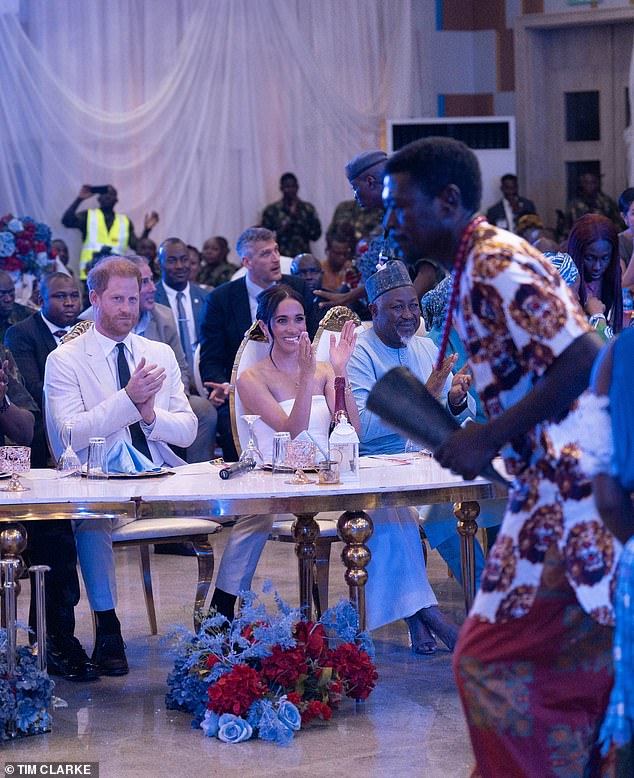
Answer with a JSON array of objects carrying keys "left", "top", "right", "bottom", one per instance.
[
  {"left": 7, "top": 218, "right": 23, "bottom": 233},
  {"left": 33, "top": 222, "right": 51, "bottom": 244},
  {"left": 277, "top": 700, "right": 301, "bottom": 731},
  {"left": 217, "top": 713, "right": 253, "bottom": 743},
  {"left": 200, "top": 710, "right": 219, "bottom": 737},
  {"left": 247, "top": 700, "right": 294, "bottom": 745},
  {"left": 320, "top": 600, "right": 360, "bottom": 643},
  {"left": 0, "top": 232, "right": 15, "bottom": 258}
]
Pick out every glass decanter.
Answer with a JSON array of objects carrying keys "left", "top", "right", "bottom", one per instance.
[
  {"left": 57, "top": 422, "right": 82, "bottom": 478},
  {"left": 239, "top": 415, "right": 264, "bottom": 467}
]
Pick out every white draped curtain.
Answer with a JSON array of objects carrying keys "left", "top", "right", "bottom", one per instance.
[{"left": 0, "top": 0, "right": 426, "bottom": 266}]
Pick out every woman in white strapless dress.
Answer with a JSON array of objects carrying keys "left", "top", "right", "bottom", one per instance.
[{"left": 211, "top": 285, "right": 456, "bottom": 654}]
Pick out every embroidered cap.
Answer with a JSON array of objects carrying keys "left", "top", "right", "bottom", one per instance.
[
  {"left": 365, "top": 260, "right": 413, "bottom": 304},
  {"left": 345, "top": 150, "right": 388, "bottom": 183}
]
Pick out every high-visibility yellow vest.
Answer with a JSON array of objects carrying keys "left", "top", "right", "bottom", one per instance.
[{"left": 79, "top": 209, "right": 130, "bottom": 280}]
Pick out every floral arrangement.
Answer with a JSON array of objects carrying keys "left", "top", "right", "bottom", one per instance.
[
  {"left": 166, "top": 583, "right": 377, "bottom": 745},
  {"left": 0, "top": 628, "right": 55, "bottom": 740},
  {"left": 0, "top": 214, "right": 55, "bottom": 277}
]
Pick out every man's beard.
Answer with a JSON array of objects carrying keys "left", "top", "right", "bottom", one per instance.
[{"left": 399, "top": 333, "right": 414, "bottom": 348}]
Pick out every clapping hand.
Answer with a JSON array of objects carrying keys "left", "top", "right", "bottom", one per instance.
[
  {"left": 448, "top": 363, "right": 472, "bottom": 407},
  {"left": 297, "top": 332, "right": 316, "bottom": 383},
  {"left": 125, "top": 357, "right": 166, "bottom": 423},
  {"left": 329, "top": 320, "right": 357, "bottom": 376},
  {"left": 425, "top": 354, "right": 458, "bottom": 398}
]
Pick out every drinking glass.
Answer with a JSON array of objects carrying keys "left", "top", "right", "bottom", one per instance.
[
  {"left": 57, "top": 422, "right": 82, "bottom": 478},
  {"left": 272, "top": 432, "right": 291, "bottom": 475},
  {"left": 405, "top": 439, "right": 433, "bottom": 458},
  {"left": 239, "top": 415, "right": 264, "bottom": 467},
  {"left": 0, "top": 446, "right": 31, "bottom": 491},
  {"left": 284, "top": 440, "right": 317, "bottom": 484},
  {"left": 87, "top": 437, "right": 108, "bottom": 479}
]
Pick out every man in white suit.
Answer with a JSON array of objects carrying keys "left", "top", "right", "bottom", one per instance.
[{"left": 44, "top": 257, "right": 197, "bottom": 676}]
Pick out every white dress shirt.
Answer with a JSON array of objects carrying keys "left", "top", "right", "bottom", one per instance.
[{"left": 162, "top": 282, "right": 197, "bottom": 353}]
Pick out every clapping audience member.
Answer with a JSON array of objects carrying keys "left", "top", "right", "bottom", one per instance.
[
  {"left": 155, "top": 238, "right": 209, "bottom": 373},
  {"left": 44, "top": 257, "right": 197, "bottom": 676},
  {"left": 4, "top": 274, "right": 93, "bottom": 681},
  {"left": 347, "top": 262, "right": 472, "bottom": 651},
  {"left": 81, "top": 256, "right": 218, "bottom": 465},
  {"left": 261, "top": 173, "right": 322, "bottom": 257},
  {"left": 62, "top": 184, "right": 159, "bottom": 281},
  {"left": 198, "top": 227, "right": 317, "bottom": 461},
  {"left": 199, "top": 236, "right": 235, "bottom": 288},
  {"left": 0, "top": 271, "right": 33, "bottom": 341},
  {"left": 568, "top": 214, "right": 623, "bottom": 339}
]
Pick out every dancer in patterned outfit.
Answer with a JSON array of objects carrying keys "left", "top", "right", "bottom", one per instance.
[{"left": 383, "top": 137, "right": 620, "bottom": 777}]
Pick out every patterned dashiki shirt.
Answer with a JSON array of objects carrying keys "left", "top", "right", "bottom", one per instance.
[{"left": 454, "top": 221, "right": 619, "bottom": 625}]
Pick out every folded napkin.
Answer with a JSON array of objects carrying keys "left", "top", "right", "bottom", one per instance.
[{"left": 107, "top": 439, "right": 162, "bottom": 475}]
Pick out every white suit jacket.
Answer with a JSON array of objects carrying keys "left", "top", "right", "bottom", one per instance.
[{"left": 44, "top": 327, "right": 197, "bottom": 464}]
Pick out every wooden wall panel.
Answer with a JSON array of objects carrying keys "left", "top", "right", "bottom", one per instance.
[
  {"left": 497, "top": 28, "right": 515, "bottom": 92},
  {"left": 442, "top": 94, "right": 495, "bottom": 116}
]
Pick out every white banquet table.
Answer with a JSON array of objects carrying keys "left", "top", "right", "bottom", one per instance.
[{"left": 0, "top": 457, "right": 507, "bottom": 626}]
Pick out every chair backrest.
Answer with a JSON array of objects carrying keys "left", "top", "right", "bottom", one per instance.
[
  {"left": 229, "top": 320, "right": 271, "bottom": 456},
  {"left": 313, "top": 306, "right": 365, "bottom": 363}
]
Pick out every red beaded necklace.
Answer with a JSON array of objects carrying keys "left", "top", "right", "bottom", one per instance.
[{"left": 434, "top": 215, "right": 487, "bottom": 371}]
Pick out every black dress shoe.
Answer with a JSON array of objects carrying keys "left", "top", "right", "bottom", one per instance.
[
  {"left": 154, "top": 541, "right": 196, "bottom": 556},
  {"left": 47, "top": 635, "right": 100, "bottom": 682},
  {"left": 92, "top": 633, "right": 129, "bottom": 676}
]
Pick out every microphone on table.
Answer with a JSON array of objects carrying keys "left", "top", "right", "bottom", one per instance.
[{"left": 219, "top": 459, "right": 256, "bottom": 480}]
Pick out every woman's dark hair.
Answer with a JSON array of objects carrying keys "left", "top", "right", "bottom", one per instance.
[
  {"left": 256, "top": 284, "right": 306, "bottom": 339},
  {"left": 567, "top": 213, "right": 622, "bottom": 333}
]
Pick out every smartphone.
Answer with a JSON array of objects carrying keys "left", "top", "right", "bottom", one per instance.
[{"left": 90, "top": 185, "right": 109, "bottom": 195}]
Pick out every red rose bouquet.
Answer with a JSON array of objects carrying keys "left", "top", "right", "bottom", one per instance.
[{"left": 166, "top": 583, "right": 377, "bottom": 745}]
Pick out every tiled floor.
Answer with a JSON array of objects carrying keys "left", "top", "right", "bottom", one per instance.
[{"left": 6, "top": 530, "right": 475, "bottom": 777}]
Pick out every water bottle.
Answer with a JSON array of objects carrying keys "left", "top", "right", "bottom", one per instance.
[{"left": 329, "top": 421, "right": 359, "bottom": 482}]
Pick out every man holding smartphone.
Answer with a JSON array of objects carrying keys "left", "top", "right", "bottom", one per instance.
[{"left": 62, "top": 184, "right": 159, "bottom": 280}]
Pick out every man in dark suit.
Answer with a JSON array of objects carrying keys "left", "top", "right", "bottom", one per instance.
[
  {"left": 4, "top": 273, "right": 97, "bottom": 681},
  {"left": 154, "top": 238, "right": 208, "bottom": 381},
  {"left": 485, "top": 174, "right": 537, "bottom": 231},
  {"left": 199, "top": 226, "right": 318, "bottom": 461}
]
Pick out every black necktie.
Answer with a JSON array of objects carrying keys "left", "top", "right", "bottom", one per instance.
[
  {"left": 115, "top": 343, "right": 153, "bottom": 461},
  {"left": 53, "top": 329, "right": 67, "bottom": 340}
]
